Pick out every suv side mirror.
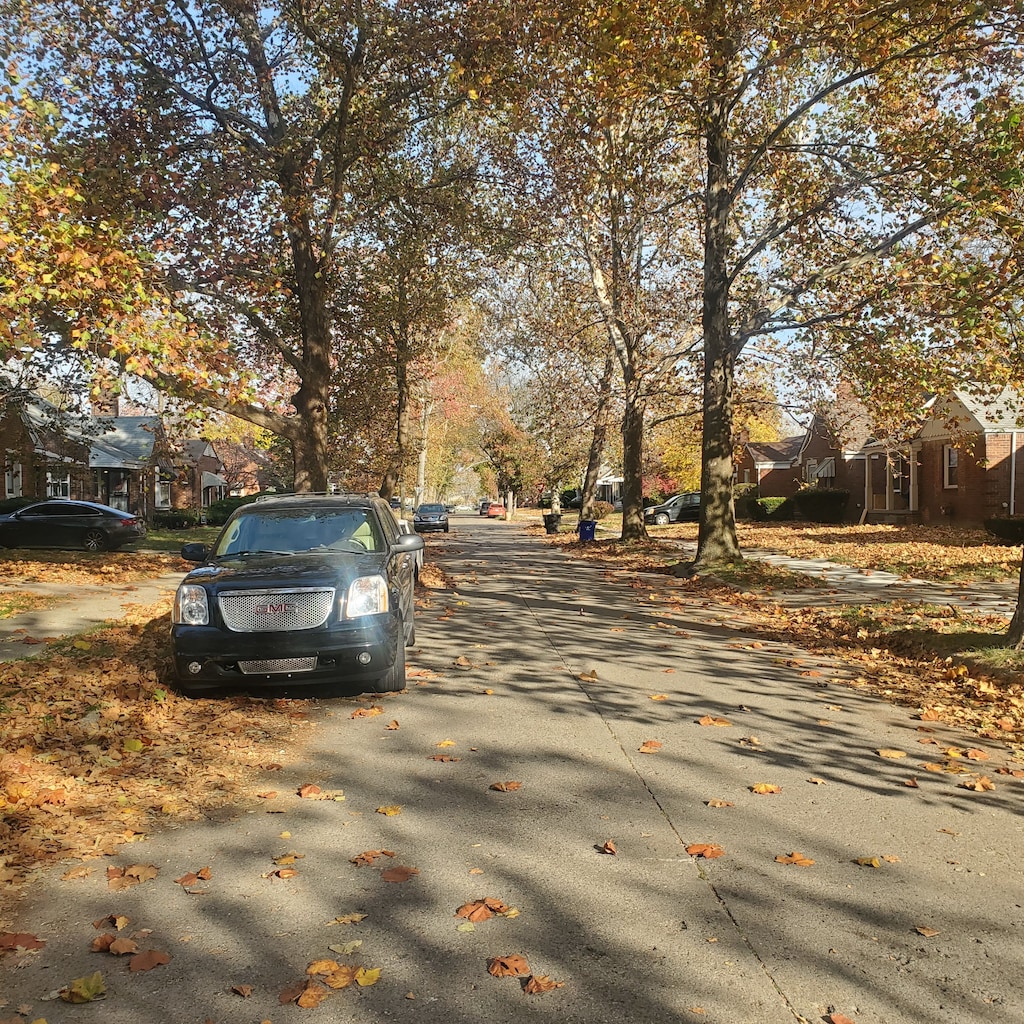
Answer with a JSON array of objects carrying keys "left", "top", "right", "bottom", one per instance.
[{"left": 180, "top": 542, "right": 210, "bottom": 563}]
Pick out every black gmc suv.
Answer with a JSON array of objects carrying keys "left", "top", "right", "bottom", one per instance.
[{"left": 170, "top": 493, "right": 423, "bottom": 697}]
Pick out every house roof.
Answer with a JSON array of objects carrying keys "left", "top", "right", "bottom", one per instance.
[
  {"left": 745, "top": 436, "right": 803, "bottom": 465},
  {"left": 89, "top": 416, "right": 163, "bottom": 469},
  {"left": 953, "top": 387, "right": 1024, "bottom": 431}
]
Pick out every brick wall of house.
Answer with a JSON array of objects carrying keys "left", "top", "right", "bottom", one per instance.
[
  {"left": 981, "top": 433, "right": 1024, "bottom": 519},
  {"left": 918, "top": 438, "right": 992, "bottom": 524}
]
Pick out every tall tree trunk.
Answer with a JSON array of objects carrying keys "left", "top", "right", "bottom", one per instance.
[
  {"left": 580, "top": 353, "right": 615, "bottom": 521},
  {"left": 695, "top": 8, "right": 741, "bottom": 566},
  {"left": 290, "top": 223, "right": 331, "bottom": 493},
  {"left": 380, "top": 324, "right": 413, "bottom": 500},
  {"left": 620, "top": 375, "right": 648, "bottom": 542},
  {"left": 1007, "top": 550, "right": 1024, "bottom": 648}
]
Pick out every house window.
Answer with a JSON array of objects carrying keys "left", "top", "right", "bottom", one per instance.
[
  {"left": 5, "top": 462, "right": 21, "bottom": 497},
  {"left": 943, "top": 446, "right": 959, "bottom": 489},
  {"left": 46, "top": 471, "right": 70, "bottom": 498},
  {"left": 155, "top": 472, "right": 173, "bottom": 509},
  {"left": 805, "top": 459, "right": 817, "bottom": 483}
]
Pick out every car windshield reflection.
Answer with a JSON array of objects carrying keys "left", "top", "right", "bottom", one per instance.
[{"left": 214, "top": 509, "right": 384, "bottom": 558}]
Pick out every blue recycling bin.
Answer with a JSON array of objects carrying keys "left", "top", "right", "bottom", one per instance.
[{"left": 578, "top": 519, "right": 597, "bottom": 542}]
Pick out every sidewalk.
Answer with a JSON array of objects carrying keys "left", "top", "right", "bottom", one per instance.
[{"left": 0, "top": 575, "right": 181, "bottom": 662}]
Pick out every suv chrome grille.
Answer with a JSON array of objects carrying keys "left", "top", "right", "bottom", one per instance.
[
  {"left": 239, "top": 657, "right": 318, "bottom": 675},
  {"left": 218, "top": 588, "right": 335, "bottom": 632}
]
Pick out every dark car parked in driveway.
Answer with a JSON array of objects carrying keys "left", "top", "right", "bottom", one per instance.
[
  {"left": 644, "top": 492, "right": 701, "bottom": 526},
  {"left": 171, "top": 493, "right": 424, "bottom": 697},
  {"left": 413, "top": 503, "right": 449, "bottom": 533},
  {"left": 0, "top": 499, "right": 146, "bottom": 551}
]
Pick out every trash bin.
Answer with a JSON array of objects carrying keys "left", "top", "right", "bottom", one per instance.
[
  {"left": 543, "top": 513, "right": 562, "bottom": 535},
  {"left": 578, "top": 519, "right": 597, "bottom": 542}
]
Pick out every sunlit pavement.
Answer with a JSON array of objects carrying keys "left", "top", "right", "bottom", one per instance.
[{"left": 2, "top": 515, "right": 1021, "bottom": 1024}]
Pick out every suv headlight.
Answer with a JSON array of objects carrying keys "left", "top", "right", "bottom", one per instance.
[
  {"left": 173, "top": 584, "right": 209, "bottom": 625},
  {"left": 345, "top": 575, "right": 389, "bottom": 618}
]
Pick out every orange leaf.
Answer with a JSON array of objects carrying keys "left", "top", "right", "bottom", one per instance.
[
  {"left": 775, "top": 852, "right": 815, "bottom": 866},
  {"left": 686, "top": 843, "right": 725, "bottom": 859},
  {"left": 231, "top": 984, "right": 253, "bottom": 997},
  {"left": 350, "top": 849, "right": 395, "bottom": 867},
  {"left": 490, "top": 781, "right": 522, "bottom": 792},
  {"left": 380, "top": 865, "right": 419, "bottom": 883},
  {"left": 487, "top": 954, "right": 531, "bottom": 977},
  {"left": 915, "top": 925, "right": 940, "bottom": 937},
  {"left": 129, "top": 949, "right": 171, "bottom": 972},
  {"left": 827, "top": 1014, "right": 858, "bottom": 1024},
  {"left": 750, "top": 783, "right": 781, "bottom": 795},
  {"left": 324, "top": 965, "right": 359, "bottom": 989},
  {"left": 307, "top": 959, "right": 341, "bottom": 975},
  {"left": 638, "top": 740, "right": 662, "bottom": 754},
  {"left": 919, "top": 709, "right": 940, "bottom": 721},
  {"left": 296, "top": 981, "right": 330, "bottom": 1007},
  {"left": 705, "top": 799, "right": 734, "bottom": 808},
  {"left": 0, "top": 932, "right": 46, "bottom": 951},
  {"left": 456, "top": 898, "right": 508, "bottom": 922},
  {"left": 429, "top": 754, "right": 461, "bottom": 762},
  {"left": 598, "top": 840, "right": 617, "bottom": 855},
  {"left": 351, "top": 705, "right": 384, "bottom": 718},
  {"left": 386, "top": 719, "right": 400, "bottom": 730},
  {"left": 961, "top": 775, "right": 995, "bottom": 791},
  {"left": 108, "top": 937, "right": 138, "bottom": 955},
  {"left": 697, "top": 715, "right": 732, "bottom": 727},
  {"left": 964, "top": 749, "right": 990, "bottom": 760},
  {"left": 91, "top": 933, "right": 116, "bottom": 952},
  {"left": 523, "top": 974, "right": 565, "bottom": 993}
]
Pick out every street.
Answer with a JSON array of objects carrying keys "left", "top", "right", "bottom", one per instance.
[{"left": 2, "top": 515, "right": 1022, "bottom": 1024}]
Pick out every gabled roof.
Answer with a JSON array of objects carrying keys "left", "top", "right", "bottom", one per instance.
[
  {"left": 88, "top": 416, "right": 163, "bottom": 469},
  {"left": 745, "top": 436, "right": 803, "bottom": 465},
  {"left": 920, "top": 386, "right": 1024, "bottom": 441}
]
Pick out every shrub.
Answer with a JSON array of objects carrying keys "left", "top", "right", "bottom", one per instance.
[
  {"left": 751, "top": 496, "right": 794, "bottom": 521},
  {"left": 793, "top": 487, "right": 850, "bottom": 523},
  {"left": 205, "top": 495, "right": 257, "bottom": 525},
  {"left": 152, "top": 508, "right": 201, "bottom": 530},
  {"left": 983, "top": 517, "right": 1024, "bottom": 545},
  {"left": 733, "top": 483, "right": 759, "bottom": 520},
  {"left": 589, "top": 500, "right": 614, "bottom": 521},
  {"left": 0, "top": 496, "right": 39, "bottom": 513}
]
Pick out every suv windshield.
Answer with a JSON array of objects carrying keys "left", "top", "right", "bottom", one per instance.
[
  {"left": 214, "top": 508, "right": 385, "bottom": 557},
  {"left": 417, "top": 504, "right": 446, "bottom": 514}
]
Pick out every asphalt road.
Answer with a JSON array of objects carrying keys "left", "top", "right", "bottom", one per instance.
[{"left": 2, "top": 516, "right": 1023, "bottom": 1024}]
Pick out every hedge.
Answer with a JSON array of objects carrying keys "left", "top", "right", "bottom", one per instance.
[
  {"left": 152, "top": 508, "right": 201, "bottom": 529},
  {"left": 983, "top": 517, "right": 1024, "bottom": 545},
  {"left": 793, "top": 488, "right": 850, "bottom": 523},
  {"left": 205, "top": 495, "right": 258, "bottom": 525}
]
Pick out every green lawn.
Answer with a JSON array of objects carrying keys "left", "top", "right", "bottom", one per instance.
[{"left": 142, "top": 525, "right": 222, "bottom": 552}]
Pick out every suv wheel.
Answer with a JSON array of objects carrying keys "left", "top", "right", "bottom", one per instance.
[
  {"left": 654, "top": 512, "right": 670, "bottom": 526},
  {"left": 371, "top": 630, "right": 407, "bottom": 692}
]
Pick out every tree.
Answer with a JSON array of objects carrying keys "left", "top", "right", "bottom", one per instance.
[{"left": 6, "top": 0, "right": 476, "bottom": 490}]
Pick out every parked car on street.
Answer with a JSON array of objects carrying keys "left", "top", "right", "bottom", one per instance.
[
  {"left": 644, "top": 492, "right": 701, "bottom": 526},
  {"left": 487, "top": 501, "right": 505, "bottom": 518},
  {"left": 0, "top": 499, "right": 146, "bottom": 551},
  {"left": 479, "top": 499, "right": 491, "bottom": 516},
  {"left": 413, "top": 503, "right": 449, "bottom": 533},
  {"left": 171, "top": 493, "right": 423, "bottom": 697}
]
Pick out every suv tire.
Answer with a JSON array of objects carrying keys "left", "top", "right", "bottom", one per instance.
[{"left": 372, "top": 629, "right": 407, "bottom": 692}]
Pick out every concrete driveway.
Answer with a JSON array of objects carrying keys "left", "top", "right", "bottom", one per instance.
[{"left": 1, "top": 517, "right": 1022, "bottom": 1024}]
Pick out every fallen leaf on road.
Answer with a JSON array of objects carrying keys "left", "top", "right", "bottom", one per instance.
[
  {"left": 175, "top": 867, "right": 212, "bottom": 886},
  {"left": 697, "top": 715, "right": 732, "bottom": 727},
  {"left": 327, "top": 913, "right": 367, "bottom": 926},
  {"left": 456, "top": 898, "right": 509, "bottom": 922},
  {"left": 108, "top": 937, "right": 139, "bottom": 955},
  {"left": 964, "top": 749, "right": 990, "bottom": 761},
  {"left": 297, "top": 981, "right": 330, "bottom": 1007},
  {"left": 436, "top": 739, "right": 457, "bottom": 747},
  {"left": 350, "top": 706, "right": 384, "bottom": 719},
  {"left": 60, "top": 971, "right": 106, "bottom": 1003},
  {"left": 350, "top": 850, "right": 395, "bottom": 867},
  {"left": 355, "top": 966, "right": 382, "bottom": 987},
  {"left": 750, "top": 783, "right": 781, "bottom": 795},
  {"left": 487, "top": 954, "right": 531, "bottom": 977},
  {"left": 523, "top": 974, "right": 565, "bottom": 993},
  {"left": 92, "top": 915, "right": 129, "bottom": 931},
  {"left": 915, "top": 925, "right": 940, "bottom": 937},
  {"left": 855, "top": 856, "right": 882, "bottom": 868},
  {"left": 376, "top": 805, "right": 402, "bottom": 816},
  {"left": 430, "top": 754, "right": 461, "bottom": 762},
  {"left": 877, "top": 749, "right": 908, "bottom": 759},
  {"left": 386, "top": 720, "right": 400, "bottom": 730},
  {"left": 298, "top": 783, "right": 322, "bottom": 798},
  {"left": 638, "top": 740, "right": 662, "bottom": 754},
  {"left": 578, "top": 669, "right": 598, "bottom": 681},
  {"left": 686, "top": 843, "right": 725, "bottom": 859},
  {"left": 380, "top": 865, "right": 419, "bottom": 883},
  {"left": 827, "top": 1014, "right": 858, "bottom": 1024},
  {"left": 597, "top": 840, "right": 617, "bottom": 855},
  {"left": 649, "top": 694, "right": 669, "bottom": 701},
  {"left": 129, "top": 949, "right": 171, "bottom": 972},
  {"left": 775, "top": 852, "right": 815, "bottom": 866},
  {"left": 107, "top": 864, "right": 158, "bottom": 890},
  {"left": 490, "top": 781, "right": 522, "bottom": 792},
  {"left": 961, "top": 775, "right": 995, "bottom": 791},
  {"left": 807, "top": 777, "right": 828, "bottom": 785},
  {"left": 705, "top": 799, "right": 734, "bottom": 808},
  {"left": 0, "top": 932, "right": 46, "bottom": 951},
  {"left": 231, "top": 984, "right": 253, "bottom": 997}
]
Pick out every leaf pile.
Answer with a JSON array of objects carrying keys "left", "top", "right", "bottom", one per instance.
[
  {"left": 0, "top": 550, "right": 186, "bottom": 586},
  {"left": 0, "top": 600, "right": 307, "bottom": 919}
]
